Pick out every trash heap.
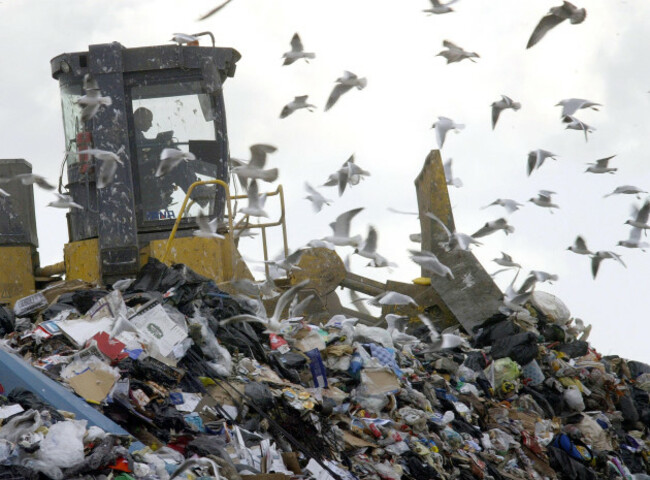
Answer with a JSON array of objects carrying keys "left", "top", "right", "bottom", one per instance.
[{"left": 0, "top": 258, "right": 649, "bottom": 479}]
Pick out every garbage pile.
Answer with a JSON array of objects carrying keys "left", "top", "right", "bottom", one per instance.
[{"left": 0, "top": 258, "right": 649, "bottom": 479}]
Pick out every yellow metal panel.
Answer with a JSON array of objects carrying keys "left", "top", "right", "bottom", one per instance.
[
  {"left": 148, "top": 237, "right": 253, "bottom": 283},
  {"left": 0, "top": 246, "right": 35, "bottom": 306},
  {"left": 64, "top": 239, "right": 101, "bottom": 284}
]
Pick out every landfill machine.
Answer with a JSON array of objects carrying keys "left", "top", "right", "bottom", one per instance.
[{"left": 0, "top": 35, "right": 502, "bottom": 334}]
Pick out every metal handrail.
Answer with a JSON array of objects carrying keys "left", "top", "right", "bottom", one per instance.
[
  {"left": 161, "top": 181, "right": 289, "bottom": 279},
  {"left": 162, "top": 180, "right": 235, "bottom": 269}
]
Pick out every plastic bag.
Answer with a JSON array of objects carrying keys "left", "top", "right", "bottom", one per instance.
[
  {"left": 0, "top": 409, "right": 42, "bottom": 444},
  {"left": 38, "top": 419, "right": 87, "bottom": 470},
  {"left": 485, "top": 357, "right": 521, "bottom": 388},
  {"left": 353, "top": 323, "right": 394, "bottom": 349},
  {"left": 564, "top": 385, "right": 585, "bottom": 412}
]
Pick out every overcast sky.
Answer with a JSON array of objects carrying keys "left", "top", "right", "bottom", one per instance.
[{"left": 1, "top": 0, "right": 649, "bottom": 361}]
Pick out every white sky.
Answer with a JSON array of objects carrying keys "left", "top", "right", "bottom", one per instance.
[{"left": 1, "top": 0, "right": 649, "bottom": 362}]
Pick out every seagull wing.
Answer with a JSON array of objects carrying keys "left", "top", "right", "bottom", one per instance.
[
  {"left": 491, "top": 104, "right": 502, "bottom": 129},
  {"left": 363, "top": 226, "right": 378, "bottom": 253},
  {"left": 198, "top": 0, "right": 235, "bottom": 20},
  {"left": 325, "top": 83, "right": 353, "bottom": 111},
  {"left": 637, "top": 200, "right": 650, "bottom": 223},
  {"left": 249, "top": 144, "right": 276, "bottom": 169},
  {"left": 575, "top": 235, "right": 589, "bottom": 251},
  {"left": 290, "top": 33, "right": 303, "bottom": 53},
  {"left": 526, "top": 11, "right": 566, "bottom": 49},
  {"left": 332, "top": 207, "right": 364, "bottom": 236},
  {"left": 270, "top": 279, "right": 310, "bottom": 323},
  {"left": 424, "top": 211, "right": 453, "bottom": 239},
  {"left": 596, "top": 155, "right": 615, "bottom": 168}
]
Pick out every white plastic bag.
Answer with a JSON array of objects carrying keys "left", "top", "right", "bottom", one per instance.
[{"left": 38, "top": 419, "right": 87, "bottom": 469}]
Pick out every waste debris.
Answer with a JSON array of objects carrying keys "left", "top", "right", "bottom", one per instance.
[{"left": 0, "top": 257, "right": 649, "bottom": 479}]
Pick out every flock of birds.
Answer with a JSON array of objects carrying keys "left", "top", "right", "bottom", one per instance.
[{"left": 6, "top": 1, "right": 645, "bottom": 341}]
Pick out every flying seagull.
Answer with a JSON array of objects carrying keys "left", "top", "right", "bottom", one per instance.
[
  {"left": 493, "top": 252, "right": 521, "bottom": 269},
  {"left": 529, "top": 190, "right": 559, "bottom": 211},
  {"left": 355, "top": 226, "right": 395, "bottom": 268},
  {"left": 565, "top": 115, "right": 595, "bottom": 142},
  {"left": 78, "top": 148, "right": 123, "bottom": 189},
  {"left": 222, "top": 280, "right": 310, "bottom": 333},
  {"left": 425, "top": 211, "right": 481, "bottom": 251},
  {"left": 156, "top": 148, "right": 196, "bottom": 177},
  {"left": 443, "top": 158, "right": 463, "bottom": 188},
  {"left": 527, "top": 149, "right": 558, "bottom": 176},
  {"left": 409, "top": 249, "right": 454, "bottom": 280},
  {"left": 591, "top": 251, "right": 626, "bottom": 279},
  {"left": 325, "top": 71, "right": 367, "bottom": 111},
  {"left": 422, "top": 0, "right": 459, "bottom": 14},
  {"left": 5, "top": 173, "right": 56, "bottom": 191},
  {"left": 556, "top": 98, "right": 600, "bottom": 121},
  {"left": 76, "top": 74, "right": 112, "bottom": 123},
  {"left": 567, "top": 235, "right": 592, "bottom": 255},
  {"left": 625, "top": 200, "right": 650, "bottom": 232},
  {"left": 618, "top": 227, "right": 650, "bottom": 250},
  {"left": 417, "top": 314, "right": 467, "bottom": 350},
  {"left": 482, "top": 198, "right": 523, "bottom": 214},
  {"left": 585, "top": 155, "right": 616, "bottom": 174},
  {"left": 437, "top": 40, "right": 479, "bottom": 64},
  {"left": 491, "top": 95, "right": 521, "bottom": 129},
  {"left": 526, "top": 1, "right": 587, "bottom": 49},
  {"left": 304, "top": 182, "right": 331, "bottom": 213},
  {"left": 368, "top": 291, "right": 418, "bottom": 307},
  {"left": 431, "top": 116, "right": 464, "bottom": 148},
  {"left": 231, "top": 144, "right": 279, "bottom": 188},
  {"left": 282, "top": 33, "right": 315, "bottom": 65},
  {"left": 604, "top": 185, "right": 647, "bottom": 198},
  {"left": 280, "top": 95, "right": 316, "bottom": 118},
  {"left": 322, "top": 155, "right": 370, "bottom": 196},
  {"left": 323, "top": 207, "right": 364, "bottom": 247},
  {"left": 240, "top": 180, "right": 268, "bottom": 218},
  {"left": 47, "top": 193, "right": 83, "bottom": 210},
  {"left": 471, "top": 218, "right": 515, "bottom": 238},
  {"left": 194, "top": 212, "right": 225, "bottom": 239}
]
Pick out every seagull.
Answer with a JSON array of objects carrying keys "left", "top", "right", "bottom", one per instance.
[
  {"left": 425, "top": 211, "right": 481, "bottom": 251},
  {"left": 431, "top": 116, "right": 464, "bottom": 148},
  {"left": 230, "top": 275, "right": 279, "bottom": 300},
  {"left": 493, "top": 252, "right": 521, "bottom": 269},
  {"left": 221, "top": 280, "right": 310, "bottom": 333},
  {"left": 444, "top": 158, "right": 463, "bottom": 188},
  {"left": 240, "top": 180, "right": 268, "bottom": 218},
  {"left": 585, "top": 155, "right": 616, "bottom": 174},
  {"left": 501, "top": 272, "right": 534, "bottom": 314},
  {"left": 527, "top": 149, "right": 558, "bottom": 176},
  {"left": 323, "top": 208, "right": 364, "bottom": 246},
  {"left": 436, "top": 40, "right": 479, "bottom": 64},
  {"left": 385, "top": 314, "right": 420, "bottom": 347},
  {"left": 263, "top": 249, "right": 305, "bottom": 275},
  {"left": 6, "top": 173, "right": 56, "bottom": 191},
  {"left": 368, "top": 291, "right": 418, "bottom": 307},
  {"left": 471, "top": 218, "right": 515, "bottom": 238},
  {"left": 198, "top": 0, "right": 235, "bottom": 20},
  {"left": 409, "top": 249, "right": 454, "bottom": 280},
  {"left": 231, "top": 144, "right": 279, "bottom": 187},
  {"left": 78, "top": 148, "right": 123, "bottom": 189},
  {"left": 76, "top": 74, "right": 112, "bottom": 123},
  {"left": 280, "top": 95, "right": 316, "bottom": 118},
  {"left": 526, "top": 2, "right": 587, "bottom": 49},
  {"left": 355, "top": 226, "right": 395, "bottom": 268},
  {"left": 519, "top": 270, "right": 559, "bottom": 293},
  {"left": 417, "top": 314, "right": 467, "bottom": 350},
  {"left": 567, "top": 235, "right": 592, "bottom": 255},
  {"left": 170, "top": 33, "right": 199, "bottom": 45},
  {"left": 322, "top": 155, "right": 370, "bottom": 196},
  {"left": 423, "top": 0, "right": 459, "bottom": 14},
  {"left": 565, "top": 115, "right": 595, "bottom": 142},
  {"left": 194, "top": 212, "right": 225, "bottom": 239},
  {"left": 625, "top": 200, "right": 650, "bottom": 232},
  {"left": 304, "top": 182, "right": 332, "bottom": 213},
  {"left": 529, "top": 190, "right": 559, "bottom": 211},
  {"left": 482, "top": 198, "right": 523, "bottom": 214},
  {"left": 604, "top": 185, "right": 647, "bottom": 198},
  {"left": 282, "top": 33, "right": 315, "bottom": 65},
  {"left": 156, "top": 148, "right": 196, "bottom": 177},
  {"left": 289, "top": 293, "right": 315, "bottom": 319},
  {"left": 491, "top": 95, "right": 521, "bottom": 129},
  {"left": 556, "top": 98, "right": 600, "bottom": 121},
  {"left": 591, "top": 251, "right": 626, "bottom": 279},
  {"left": 47, "top": 193, "right": 83, "bottom": 210},
  {"left": 325, "top": 71, "right": 367, "bottom": 111},
  {"left": 0, "top": 188, "right": 9, "bottom": 198},
  {"left": 618, "top": 227, "right": 650, "bottom": 251}
]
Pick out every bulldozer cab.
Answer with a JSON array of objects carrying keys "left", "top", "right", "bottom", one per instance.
[{"left": 50, "top": 37, "right": 241, "bottom": 283}]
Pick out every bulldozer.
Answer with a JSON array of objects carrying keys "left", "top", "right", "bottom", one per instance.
[{"left": 0, "top": 34, "right": 503, "bottom": 335}]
